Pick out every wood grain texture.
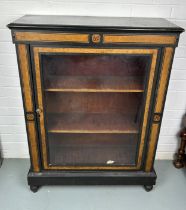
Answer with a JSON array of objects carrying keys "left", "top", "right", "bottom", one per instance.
[
  {"left": 145, "top": 47, "right": 174, "bottom": 172},
  {"left": 155, "top": 48, "right": 174, "bottom": 113},
  {"left": 137, "top": 49, "right": 158, "bottom": 168},
  {"left": 103, "top": 34, "right": 177, "bottom": 45},
  {"left": 17, "top": 44, "right": 40, "bottom": 172},
  {"left": 145, "top": 124, "right": 159, "bottom": 172},
  {"left": 34, "top": 47, "right": 158, "bottom": 55},
  {"left": 17, "top": 45, "right": 33, "bottom": 111},
  {"left": 33, "top": 47, "right": 48, "bottom": 169},
  {"left": 15, "top": 32, "right": 89, "bottom": 43},
  {"left": 27, "top": 122, "right": 40, "bottom": 172}
]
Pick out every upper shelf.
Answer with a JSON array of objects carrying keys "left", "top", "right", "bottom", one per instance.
[{"left": 44, "top": 76, "right": 144, "bottom": 93}]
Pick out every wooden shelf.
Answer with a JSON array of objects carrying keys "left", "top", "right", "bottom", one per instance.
[
  {"left": 44, "top": 76, "right": 144, "bottom": 92},
  {"left": 47, "top": 113, "right": 139, "bottom": 134}
]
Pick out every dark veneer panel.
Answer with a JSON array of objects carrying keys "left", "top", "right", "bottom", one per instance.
[{"left": 28, "top": 170, "right": 157, "bottom": 186}]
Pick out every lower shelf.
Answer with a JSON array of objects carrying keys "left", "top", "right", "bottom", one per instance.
[{"left": 28, "top": 169, "right": 157, "bottom": 186}]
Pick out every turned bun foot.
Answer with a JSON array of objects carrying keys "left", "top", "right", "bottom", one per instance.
[
  {"left": 30, "top": 185, "right": 40, "bottom": 193},
  {"left": 144, "top": 185, "right": 153, "bottom": 192}
]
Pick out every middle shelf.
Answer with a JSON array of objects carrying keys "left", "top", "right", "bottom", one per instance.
[
  {"left": 47, "top": 113, "right": 139, "bottom": 134},
  {"left": 44, "top": 76, "right": 144, "bottom": 92}
]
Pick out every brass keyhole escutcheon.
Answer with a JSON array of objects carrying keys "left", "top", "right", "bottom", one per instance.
[{"left": 92, "top": 34, "right": 101, "bottom": 43}]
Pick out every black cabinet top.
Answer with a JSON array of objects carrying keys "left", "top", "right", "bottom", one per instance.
[{"left": 8, "top": 15, "right": 184, "bottom": 33}]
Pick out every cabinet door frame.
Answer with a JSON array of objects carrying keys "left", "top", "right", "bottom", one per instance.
[
  {"left": 30, "top": 45, "right": 160, "bottom": 171},
  {"left": 144, "top": 47, "right": 175, "bottom": 172}
]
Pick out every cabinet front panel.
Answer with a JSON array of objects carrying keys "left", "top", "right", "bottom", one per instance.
[{"left": 32, "top": 47, "right": 158, "bottom": 170}]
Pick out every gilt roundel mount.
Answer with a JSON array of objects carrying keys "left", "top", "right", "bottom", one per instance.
[
  {"left": 91, "top": 34, "right": 101, "bottom": 43},
  {"left": 153, "top": 113, "right": 161, "bottom": 123},
  {"left": 26, "top": 112, "right": 35, "bottom": 121}
]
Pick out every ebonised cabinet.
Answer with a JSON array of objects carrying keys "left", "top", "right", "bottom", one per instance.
[{"left": 8, "top": 15, "right": 184, "bottom": 192}]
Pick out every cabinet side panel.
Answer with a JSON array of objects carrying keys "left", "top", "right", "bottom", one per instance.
[
  {"left": 17, "top": 44, "right": 40, "bottom": 172},
  {"left": 145, "top": 47, "right": 174, "bottom": 172}
]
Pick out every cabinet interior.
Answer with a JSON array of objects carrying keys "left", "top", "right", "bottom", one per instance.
[{"left": 40, "top": 53, "right": 150, "bottom": 166}]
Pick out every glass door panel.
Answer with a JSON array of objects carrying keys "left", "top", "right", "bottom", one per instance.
[{"left": 33, "top": 48, "right": 158, "bottom": 169}]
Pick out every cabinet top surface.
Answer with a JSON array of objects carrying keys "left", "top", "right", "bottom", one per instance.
[{"left": 8, "top": 15, "right": 184, "bottom": 33}]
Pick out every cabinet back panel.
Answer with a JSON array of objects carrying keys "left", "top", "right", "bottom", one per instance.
[
  {"left": 45, "top": 92, "right": 143, "bottom": 114},
  {"left": 42, "top": 54, "right": 149, "bottom": 77}
]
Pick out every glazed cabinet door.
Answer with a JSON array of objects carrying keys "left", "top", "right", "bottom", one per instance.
[{"left": 31, "top": 46, "right": 159, "bottom": 170}]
